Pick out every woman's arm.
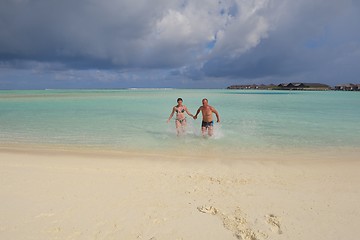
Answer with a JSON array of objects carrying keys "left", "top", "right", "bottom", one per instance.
[
  {"left": 167, "top": 107, "right": 175, "bottom": 123},
  {"left": 185, "top": 106, "right": 194, "bottom": 118}
]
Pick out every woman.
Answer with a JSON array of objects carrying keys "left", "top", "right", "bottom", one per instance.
[{"left": 167, "top": 98, "right": 194, "bottom": 135}]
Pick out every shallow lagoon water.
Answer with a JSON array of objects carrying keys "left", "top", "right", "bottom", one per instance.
[{"left": 0, "top": 89, "right": 359, "bottom": 156}]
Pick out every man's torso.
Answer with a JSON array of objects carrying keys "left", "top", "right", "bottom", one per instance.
[{"left": 201, "top": 106, "right": 213, "bottom": 122}]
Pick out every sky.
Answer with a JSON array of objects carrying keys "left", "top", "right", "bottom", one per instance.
[{"left": 1, "top": 0, "right": 359, "bottom": 89}]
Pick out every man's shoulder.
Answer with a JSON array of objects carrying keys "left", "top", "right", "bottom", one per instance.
[{"left": 209, "top": 105, "right": 216, "bottom": 110}]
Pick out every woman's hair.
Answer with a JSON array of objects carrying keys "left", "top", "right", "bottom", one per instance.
[{"left": 177, "top": 98, "right": 183, "bottom": 102}]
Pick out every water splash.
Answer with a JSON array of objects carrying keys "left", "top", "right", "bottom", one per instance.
[{"left": 212, "top": 123, "right": 224, "bottom": 139}]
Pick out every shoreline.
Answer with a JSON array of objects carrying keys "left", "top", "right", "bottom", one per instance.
[
  {"left": 1, "top": 142, "right": 359, "bottom": 163},
  {"left": 1, "top": 145, "right": 359, "bottom": 239}
]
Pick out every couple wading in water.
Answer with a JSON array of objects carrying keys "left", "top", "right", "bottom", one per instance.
[{"left": 167, "top": 98, "right": 220, "bottom": 136}]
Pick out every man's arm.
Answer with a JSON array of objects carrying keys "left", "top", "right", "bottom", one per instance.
[
  {"left": 194, "top": 107, "right": 201, "bottom": 119},
  {"left": 212, "top": 107, "right": 220, "bottom": 122}
]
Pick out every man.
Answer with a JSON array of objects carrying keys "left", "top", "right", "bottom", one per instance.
[{"left": 193, "top": 98, "right": 220, "bottom": 136}]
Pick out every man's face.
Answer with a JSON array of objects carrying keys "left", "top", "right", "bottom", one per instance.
[{"left": 202, "top": 99, "right": 208, "bottom": 106}]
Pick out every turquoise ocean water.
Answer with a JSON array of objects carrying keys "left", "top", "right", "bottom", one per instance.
[{"left": 0, "top": 89, "right": 359, "bottom": 156}]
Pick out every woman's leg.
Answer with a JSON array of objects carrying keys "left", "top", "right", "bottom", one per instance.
[
  {"left": 175, "top": 120, "right": 181, "bottom": 135},
  {"left": 180, "top": 119, "right": 187, "bottom": 134}
]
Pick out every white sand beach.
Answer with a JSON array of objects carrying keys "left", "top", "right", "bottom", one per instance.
[{"left": 0, "top": 147, "right": 359, "bottom": 240}]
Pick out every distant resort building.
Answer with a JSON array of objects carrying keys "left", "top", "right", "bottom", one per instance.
[
  {"left": 276, "top": 83, "right": 330, "bottom": 90},
  {"left": 334, "top": 84, "right": 360, "bottom": 91},
  {"left": 227, "top": 83, "right": 331, "bottom": 90}
]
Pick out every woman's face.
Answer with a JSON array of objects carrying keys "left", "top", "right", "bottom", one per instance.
[{"left": 177, "top": 100, "right": 183, "bottom": 105}]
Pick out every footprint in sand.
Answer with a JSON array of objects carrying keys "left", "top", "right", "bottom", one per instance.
[
  {"left": 265, "top": 214, "right": 282, "bottom": 234},
  {"left": 197, "top": 206, "right": 218, "bottom": 215},
  {"left": 197, "top": 206, "right": 267, "bottom": 240}
]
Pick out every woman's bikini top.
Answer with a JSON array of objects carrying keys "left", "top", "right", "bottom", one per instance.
[{"left": 175, "top": 106, "right": 185, "bottom": 114}]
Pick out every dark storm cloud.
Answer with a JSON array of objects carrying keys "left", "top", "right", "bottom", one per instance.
[
  {"left": 0, "top": 0, "right": 359, "bottom": 88},
  {"left": 0, "top": 0, "right": 273, "bottom": 70},
  {"left": 0, "top": 0, "right": 174, "bottom": 68},
  {"left": 202, "top": 0, "right": 360, "bottom": 84}
]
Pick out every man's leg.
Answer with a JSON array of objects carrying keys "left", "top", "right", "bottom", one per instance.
[
  {"left": 201, "top": 127, "right": 207, "bottom": 136},
  {"left": 208, "top": 126, "right": 214, "bottom": 136}
]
